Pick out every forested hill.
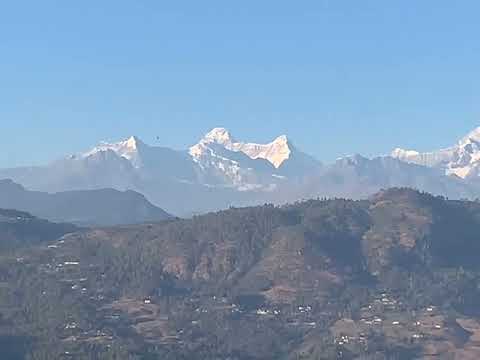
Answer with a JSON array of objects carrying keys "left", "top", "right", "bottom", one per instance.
[
  {"left": 0, "top": 208, "right": 77, "bottom": 252},
  {"left": 3, "top": 189, "right": 480, "bottom": 359}
]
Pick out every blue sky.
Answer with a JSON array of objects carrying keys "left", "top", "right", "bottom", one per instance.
[{"left": 1, "top": 1, "right": 479, "bottom": 167}]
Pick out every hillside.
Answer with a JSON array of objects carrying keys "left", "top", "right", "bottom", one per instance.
[
  {"left": 0, "top": 180, "right": 172, "bottom": 226},
  {"left": 2, "top": 189, "right": 480, "bottom": 358},
  {"left": 0, "top": 208, "right": 77, "bottom": 252}
]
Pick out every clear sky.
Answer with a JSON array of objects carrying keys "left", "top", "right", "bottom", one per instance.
[{"left": 1, "top": 1, "right": 479, "bottom": 167}]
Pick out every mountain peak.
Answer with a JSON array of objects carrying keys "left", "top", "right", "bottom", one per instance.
[
  {"left": 191, "top": 128, "right": 294, "bottom": 168},
  {"left": 242, "top": 135, "right": 292, "bottom": 168},
  {"left": 203, "top": 128, "right": 235, "bottom": 145},
  {"left": 459, "top": 126, "right": 480, "bottom": 145},
  {"left": 272, "top": 135, "right": 289, "bottom": 144},
  {"left": 82, "top": 135, "right": 145, "bottom": 167},
  {"left": 125, "top": 135, "right": 142, "bottom": 149},
  {"left": 391, "top": 126, "right": 480, "bottom": 179},
  {"left": 337, "top": 153, "right": 368, "bottom": 165}
]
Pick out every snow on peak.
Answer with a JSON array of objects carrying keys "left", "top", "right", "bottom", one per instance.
[
  {"left": 125, "top": 135, "right": 141, "bottom": 149},
  {"left": 272, "top": 135, "right": 288, "bottom": 144},
  {"left": 203, "top": 127, "right": 235, "bottom": 145},
  {"left": 459, "top": 126, "right": 480, "bottom": 146},
  {"left": 190, "top": 128, "right": 293, "bottom": 168},
  {"left": 392, "top": 126, "right": 480, "bottom": 179},
  {"left": 234, "top": 135, "right": 292, "bottom": 168},
  {"left": 82, "top": 135, "right": 144, "bottom": 167}
]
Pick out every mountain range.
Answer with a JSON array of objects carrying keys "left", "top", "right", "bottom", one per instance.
[
  {"left": 2, "top": 126, "right": 480, "bottom": 216},
  {"left": 392, "top": 127, "right": 480, "bottom": 180}
]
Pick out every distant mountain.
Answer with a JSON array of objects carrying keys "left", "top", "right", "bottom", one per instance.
[
  {"left": 310, "top": 154, "right": 479, "bottom": 200},
  {"left": 0, "top": 179, "right": 172, "bottom": 226},
  {"left": 0, "top": 128, "right": 324, "bottom": 215},
  {"left": 392, "top": 126, "right": 480, "bottom": 180},
  {"left": 189, "top": 128, "right": 322, "bottom": 185},
  {"left": 2, "top": 126, "right": 480, "bottom": 215}
]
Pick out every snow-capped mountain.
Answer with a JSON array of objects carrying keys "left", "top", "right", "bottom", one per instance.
[
  {"left": 68, "top": 127, "right": 321, "bottom": 192},
  {"left": 392, "top": 127, "right": 480, "bottom": 179},
  {"left": 2, "top": 126, "right": 480, "bottom": 216},
  {"left": 83, "top": 135, "right": 144, "bottom": 168},
  {"left": 0, "top": 128, "right": 324, "bottom": 214},
  {"left": 188, "top": 128, "right": 322, "bottom": 189},
  {"left": 320, "top": 154, "right": 477, "bottom": 200},
  {"left": 190, "top": 127, "right": 293, "bottom": 168}
]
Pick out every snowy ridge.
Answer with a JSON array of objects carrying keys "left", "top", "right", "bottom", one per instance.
[
  {"left": 82, "top": 136, "right": 143, "bottom": 167},
  {"left": 190, "top": 127, "right": 292, "bottom": 168},
  {"left": 230, "top": 135, "right": 291, "bottom": 168},
  {"left": 392, "top": 126, "right": 480, "bottom": 179},
  {"left": 188, "top": 128, "right": 276, "bottom": 189},
  {"left": 76, "top": 128, "right": 308, "bottom": 191},
  {"left": 4, "top": 125, "right": 480, "bottom": 216}
]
